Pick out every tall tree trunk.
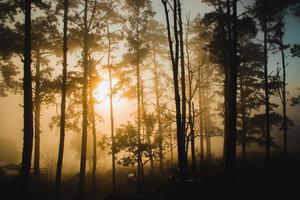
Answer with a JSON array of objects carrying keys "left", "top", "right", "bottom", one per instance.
[
  {"left": 55, "top": 0, "right": 68, "bottom": 199},
  {"left": 34, "top": 50, "right": 41, "bottom": 178},
  {"left": 263, "top": 0, "right": 271, "bottom": 172},
  {"left": 224, "top": 0, "right": 237, "bottom": 181},
  {"left": 88, "top": 65, "right": 97, "bottom": 196},
  {"left": 198, "top": 68, "right": 204, "bottom": 166},
  {"left": 190, "top": 103, "right": 196, "bottom": 180},
  {"left": 141, "top": 84, "right": 154, "bottom": 176},
  {"left": 21, "top": 0, "right": 34, "bottom": 199},
  {"left": 204, "top": 92, "right": 212, "bottom": 159},
  {"left": 239, "top": 69, "right": 247, "bottom": 164},
  {"left": 106, "top": 18, "right": 116, "bottom": 191},
  {"left": 169, "top": 125, "right": 174, "bottom": 165},
  {"left": 279, "top": 23, "right": 287, "bottom": 174},
  {"left": 136, "top": 8, "right": 142, "bottom": 192},
  {"left": 153, "top": 47, "right": 163, "bottom": 176},
  {"left": 78, "top": 0, "right": 89, "bottom": 199},
  {"left": 223, "top": 0, "right": 231, "bottom": 174},
  {"left": 161, "top": 0, "right": 186, "bottom": 181},
  {"left": 55, "top": 0, "right": 68, "bottom": 200},
  {"left": 177, "top": 0, "right": 188, "bottom": 181},
  {"left": 187, "top": 51, "right": 196, "bottom": 178}
]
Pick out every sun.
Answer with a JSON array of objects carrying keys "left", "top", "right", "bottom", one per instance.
[{"left": 93, "top": 76, "right": 120, "bottom": 111}]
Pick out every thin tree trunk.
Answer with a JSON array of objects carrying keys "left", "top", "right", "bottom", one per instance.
[
  {"left": 34, "top": 50, "right": 41, "bottom": 178},
  {"left": 198, "top": 68, "right": 204, "bottom": 166},
  {"left": 141, "top": 84, "right": 154, "bottom": 176},
  {"left": 279, "top": 24, "right": 287, "bottom": 174},
  {"left": 191, "top": 103, "right": 196, "bottom": 181},
  {"left": 153, "top": 47, "right": 163, "bottom": 176},
  {"left": 161, "top": 0, "right": 185, "bottom": 181},
  {"left": 263, "top": 0, "right": 271, "bottom": 172},
  {"left": 178, "top": 0, "right": 188, "bottom": 181},
  {"left": 136, "top": 8, "right": 142, "bottom": 193},
  {"left": 55, "top": 1, "right": 68, "bottom": 199},
  {"left": 106, "top": 18, "right": 116, "bottom": 191},
  {"left": 21, "top": 0, "right": 34, "bottom": 199},
  {"left": 88, "top": 65, "right": 97, "bottom": 196},
  {"left": 169, "top": 125, "right": 174, "bottom": 165},
  {"left": 78, "top": 0, "right": 89, "bottom": 199},
  {"left": 239, "top": 69, "right": 247, "bottom": 164}
]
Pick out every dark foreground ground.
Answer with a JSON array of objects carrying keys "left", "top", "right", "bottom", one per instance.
[{"left": 1, "top": 153, "right": 300, "bottom": 200}]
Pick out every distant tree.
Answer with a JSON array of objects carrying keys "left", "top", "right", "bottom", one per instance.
[
  {"left": 103, "top": 0, "right": 123, "bottom": 190},
  {"left": 109, "top": 122, "right": 160, "bottom": 171},
  {"left": 146, "top": 19, "right": 167, "bottom": 175},
  {"left": 123, "top": 0, "right": 154, "bottom": 190},
  {"left": 30, "top": 14, "right": 59, "bottom": 177}
]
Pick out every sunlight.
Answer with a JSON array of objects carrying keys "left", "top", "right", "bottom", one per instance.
[
  {"left": 94, "top": 77, "right": 115, "bottom": 107},
  {"left": 93, "top": 75, "right": 123, "bottom": 112}
]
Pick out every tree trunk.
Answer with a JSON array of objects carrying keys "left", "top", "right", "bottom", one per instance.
[
  {"left": 239, "top": 69, "right": 247, "bottom": 164},
  {"left": 34, "top": 49, "right": 41, "bottom": 178},
  {"left": 78, "top": 0, "right": 89, "bottom": 199},
  {"left": 191, "top": 103, "right": 196, "bottom": 180},
  {"left": 106, "top": 18, "right": 116, "bottom": 191},
  {"left": 21, "top": 0, "right": 34, "bottom": 199},
  {"left": 279, "top": 24, "right": 287, "bottom": 174},
  {"left": 169, "top": 125, "right": 174, "bottom": 165},
  {"left": 177, "top": 0, "right": 188, "bottom": 181},
  {"left": 141, "top": 82, "right": 154, "bottom": 176},
  {"left": 263, "top": 0, "right": 271, "bottom": 172},
  {"left": 136, "top": 8, "right": 142, "bottom": 193},
  {"left": 161, "top": 0, "right": 186, "bottom": 181},
  {"left": 55, "top": 0, "right": 68, "bottom": 199},
  {"left": 223, "top": 0, "right": 231, "bottom": 175},
  {"left": 88, "top": 67, "right": 97, "bottom": 196},
  {"left": 153, "top": 47, "right": 163, "bottom": 176},
  {"left": 204, "top": 93, "right": 212, "bottom": 159},
  {"left": 224, "top": 0, "right": 237, "bottom": 181},
  {"left": 198, "top": 68, "right": 204, "bottom": 166}
]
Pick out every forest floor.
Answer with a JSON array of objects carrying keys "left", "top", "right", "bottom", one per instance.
[{"left": 1, "top": 152, "right": 300, "bottom": 200}]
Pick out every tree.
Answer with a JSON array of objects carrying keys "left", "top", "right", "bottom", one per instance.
[
  {"left": 109, "top": 122, "right": 160, "bottom": 172},
  {"left": 161, "top": 0, "right": 188, "bottom": 182},
  {"left": 55, "top": 0, "right": 69, "bottom": 199},
  {"left": 146, "top": 19, "right": 167, "bottom": 175},
  {"left": 103, "top": 0, "right": 123, "bottom": 189},
  {"left": 30, "top": 14, "right": 59, "bottom": 178},
  {"left": 78, "top": 1, "right": 89, "bottom": 199},
  {"left": 123, "top": 0, "right": 154, "bottom": 190},
  {"left": 21, "top": 0, "right": 34, "bottom": 199}
]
